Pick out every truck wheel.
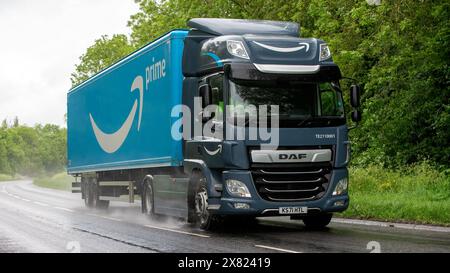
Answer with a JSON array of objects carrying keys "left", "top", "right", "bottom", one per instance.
[
  {"left": 83, "top": 180, "right": 94, "bottom": 208},
  {"left": 192, "top": 173, "right": 220, "bottom": 230},
  {"left": 302, "top": 213, "right": 333, "bottom": 229},
  {"left": 90, "top": 181, "right": 109, "bottom": 209},
  {"left": 142, "top": 179, "right": 155, "bottom": 216}
]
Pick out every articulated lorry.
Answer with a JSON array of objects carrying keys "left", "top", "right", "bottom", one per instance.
[{"left": 67, "top": 18, "right": 361, "bottom": 230}]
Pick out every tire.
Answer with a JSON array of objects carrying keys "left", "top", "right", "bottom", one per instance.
[
  {"left": 302, "top": 213, "right": 333, "bottom": 229},
  {"left": 84, "top": 178, "right": 109, "bottom": 209},
  {"left": 92, "top": 181, "right": 110, "bottom": 209},
  {"left": 141, "top": 178, "right": 155, "bottom": 216},
  {"left": 190, "top": 172, "right": 221, "bottom": 230},
  {"left": 83, "top": 180, "right": 93, "bottom": 208}
]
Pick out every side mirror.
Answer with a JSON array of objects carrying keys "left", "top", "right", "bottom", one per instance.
[
  {"left": 199, "top": 84, "right": 212, "bottom": 108},
  {"left": 351, "top": 110, "right": 362, "bottom": 122},
  {"left": 350, "top": 84, "right": 361, "bottom": 108},
  {"left": 197, "top": 111, "right": 214, "bottom": 123}
]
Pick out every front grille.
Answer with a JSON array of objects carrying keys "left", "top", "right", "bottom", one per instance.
[{"left": 251, "top": 163, "right": 331, "bottom": 202}]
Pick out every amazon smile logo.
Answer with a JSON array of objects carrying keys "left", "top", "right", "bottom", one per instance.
[
  {"left": 253, "top": 41, "right": 310, "bottom": 53},
  {"left": 89, "top": 58, "right": 166, "bottom": 154},
  {"left": 204, "top": 144, "right": 222, "bottom": 156}
]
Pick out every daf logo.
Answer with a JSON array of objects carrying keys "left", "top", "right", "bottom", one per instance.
[{"left": 279, "top": 153, "right": 307, "bottom": 160}]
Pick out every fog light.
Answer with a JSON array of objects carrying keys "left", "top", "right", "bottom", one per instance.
[
  {"left": 333, "top": 177, "right": 348, "bottom": 196},
  {"left": 226, "top": 179, "right": 251, "bottom": 198},
  {"left": 234, "top": 203, "right": 250, "bottom": 209},
  {"left": 334, "top": 200, "right": 345, "bottom": 206}
]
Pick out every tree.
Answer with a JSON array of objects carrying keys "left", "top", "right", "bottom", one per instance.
[
  {"left": 71, "top": 34, "right": 135, "bottom": 87},
  {"left": 13, "top": 116, "right": 19, "bottom": 128},
  {"left": 70, "top": 0, "right": 450, "bottom": 168},
  {"left": 1, "top": 119, "right": 7, "bottom": 129}
]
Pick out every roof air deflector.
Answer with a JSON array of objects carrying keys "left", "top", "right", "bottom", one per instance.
[{"left": 187, "top": 18, "right": 300, "bottom": 37}]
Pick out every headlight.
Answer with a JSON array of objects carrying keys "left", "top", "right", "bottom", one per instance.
[
  {"left": 333, "top": 177, "right": 348, "bottom": 196},
  {"left": 227, "top": 40, "right": 249, "bottom": 59},
  {"left": 319, "top": 43, "right": 331, "bottom": 61},
  {"left": 225, "top": 179, "right": 251, "bottom": 198}
]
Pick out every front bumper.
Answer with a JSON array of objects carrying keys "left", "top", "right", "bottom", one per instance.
[{"left": 207, "top": 168, "right": 349, "bottom": 216}]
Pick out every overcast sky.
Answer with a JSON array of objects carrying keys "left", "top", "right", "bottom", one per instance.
[{"left": 0, "top": 0, "right": 139, "bottom": 127}]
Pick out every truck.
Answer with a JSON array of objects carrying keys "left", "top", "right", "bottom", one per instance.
[{"left": 67, "top": 18, "right": 361, "bottom": 230}]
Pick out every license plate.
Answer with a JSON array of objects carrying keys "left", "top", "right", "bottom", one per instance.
[{"left": 279, "top": 206, "right": 308, "bottom": 215}]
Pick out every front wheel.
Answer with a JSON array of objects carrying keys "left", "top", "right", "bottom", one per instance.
[
  {"left": 302, "top": 213, "right": 333, "bottom": 229},
  {"left": 190, "top": 172, "right": 221, "bottom": 230}
]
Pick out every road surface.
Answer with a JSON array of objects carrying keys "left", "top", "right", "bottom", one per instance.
[{"left": 0, "top": 180, "right": 449, "bottom": 253}]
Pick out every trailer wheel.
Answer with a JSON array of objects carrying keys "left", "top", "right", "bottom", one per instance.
[
  {"left": 91, "top": 181, "right": 110, "bottom": 209},
  {"left": 191, "top": 172, "right": 221, "bottom": 230},
  {"left": 142, "top": 179, "right": 155, "bottom": 216},
  {"left": 84, "top": 178, "right": 109, "bottom": 209},
  {"left": 83, "top": 179, "right": 94, "bottom": 208},
  {"left": 302, "top": 213, "right": 333, "bottom": 229}
]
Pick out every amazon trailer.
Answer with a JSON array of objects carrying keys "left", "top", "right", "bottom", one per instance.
[
  {"left": 68, "top": 31, "right": 188, "bottom": 213},
  {"left": 67, "top": 19, "right": 361, "bottom": 230}
]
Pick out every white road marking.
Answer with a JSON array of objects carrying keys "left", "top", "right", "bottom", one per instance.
[
  {"left": 254, "top": 244, "right": 301, "bottom": 253},
  {"left": 144, "top": 224, "right": 210, "bottom": 238},
  {"left": 4, "top": 189, "right": 27, "bottom": 202},
  {"left": 53, "top": 207, "right": 75, "bottom": 212},
  {"left": 100, "top": 216, "right": 122, "bottom": 222},
  {"left": 332, "top": 218, "right": 450, "bottom": 233},
  {"left": 33, "top": 201, "right": 49, "bottom": 207},
  {"left": 87, "top": 213, "right": 122, "bottom": 222}
]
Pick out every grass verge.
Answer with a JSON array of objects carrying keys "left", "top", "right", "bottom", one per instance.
[
  {"left": 0, "top": 173, "right": 17, "bottom": 182},
  {"left": 338, "top": 163, "right": 450, "bottom": 226},
  {"left": 33, "top": 172, "right": 72, "bottom": 191}
]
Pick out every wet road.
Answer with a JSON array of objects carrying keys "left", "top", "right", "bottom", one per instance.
[{"left": 0, "top": 180, "right": 449, "bottom": 253}]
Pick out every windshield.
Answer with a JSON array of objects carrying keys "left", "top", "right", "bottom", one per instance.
[{"left": 228, "top": 80, "right": 345, "bottom": 127}]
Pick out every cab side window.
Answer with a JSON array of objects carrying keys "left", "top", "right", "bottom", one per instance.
[
  {"left": 207, "top": 74, "right": 224, "bottom": 118},
  {"left": 208, "top": 74, "right": 224, "bottom": 107},
  {"left": 319, "top": 82, "right": 344, "bottom": 116}
]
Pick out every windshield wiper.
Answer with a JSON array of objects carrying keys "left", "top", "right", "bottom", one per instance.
[{"left": 296, "top": 115, "right": 314, "bottom": 127}]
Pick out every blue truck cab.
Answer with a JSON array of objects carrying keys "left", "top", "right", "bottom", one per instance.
[{"left": 67, "top": 18, "right": 361, "bottom": 230}]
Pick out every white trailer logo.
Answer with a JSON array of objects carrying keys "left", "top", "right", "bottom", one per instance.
[
  {"left": 88, "top": 58, "right": 167, "bottom": 154},
  {"left": 89, "top": 75, "right": 144, "bottom": 154}
]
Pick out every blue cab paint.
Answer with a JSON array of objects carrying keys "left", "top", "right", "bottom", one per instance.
[{"left": 202, "top": 52, "right": 224, "bottom": 67}]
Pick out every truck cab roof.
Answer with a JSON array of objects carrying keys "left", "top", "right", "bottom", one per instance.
[
  {"left": 187, "top": 18, "right": 300, "bottom": 37},
  {"left": 183, "top": 19, "right": 341, "bottom": 80}
]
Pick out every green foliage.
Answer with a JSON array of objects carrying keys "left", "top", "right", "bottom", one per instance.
[
  {"left": 341, "top": 163, "right": 450, "bottom": 225},
  {"left": 33, "top": 172, "right": 72, "bottom": 191},
  {"left": 0, "top": 173, "right": 16, "bottom": 182},
  {"left": 71, "top": 0, "right": 450, "bottom": 168},
  {"left": 71, "top": 34, "right": 135, "bottom": 87},
  {"left": 343, "top": 1, "right": 450, "bottom": 168},
  {"left": 0, "top": 122, "right": 66, "bottom": 176}
]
